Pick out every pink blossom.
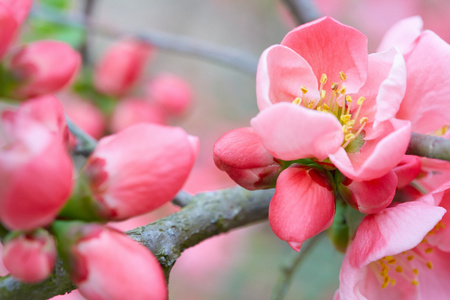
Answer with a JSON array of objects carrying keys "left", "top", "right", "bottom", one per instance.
[
  {"left": 2, "top": 230, "right": 56, "bottom": 283},
  {"left": 94, "top": 38, "right": 153, "bottom": 97},
  {"left": 213, "top": 127, "right": 281, "bottom": 190},
  {"left": 0, "top": 0, "right": 32, "bottom": 25},
  {"left": 336, "top": 182, "right": 450, "bottom": 299},
  {"left": 145, "top": 73, "right": 192, "bottom": 117},
  {"left": 82, "top": 123, "right": 198, "bottom": 220},
  {"left": 0, "top": 97, "right": 73, "bottom": 230},
  {"left": 110, "top": 97, "right": 167, "bottom": 133},
  {"left": 55, "top": 223, "right": 167, "bottom": 300},
  {"left": 10, "top": 41, "right": 81, "bottom": 98}
]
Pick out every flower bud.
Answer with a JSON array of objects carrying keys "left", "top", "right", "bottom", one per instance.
[
  {"left": 0, "top": 3, "right": 18, "bottom": 60},
  {"left": 146, "top": 73, "right": 192, "bottom": 117},
  {"left": 53, "top": 221, "right": 167, "bottom": 300},
  {"left": 0, "top": 98, "right": 73, "bottom": 230},
  {"left": 10, "top": 40, "right": 81, "bottom": 98},
  {"left": 213, "top": 127, "right": 281, "bottom": 190},
  {"left": 63, "top": 123, "right": 198, "bottom": 221},
  {"left": 94, "top": 38, "right": 153, "bottom": 97},
  {"left": 2, "top": 230, "right": 56, "bottom": 283},
  {"left": 110, "top": 97, "right": 167, "bottom": 133}
]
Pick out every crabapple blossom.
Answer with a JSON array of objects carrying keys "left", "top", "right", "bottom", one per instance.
[
  {"left": 94, "top": 38, "right": 153, "bottom": 97},
  {"left": 10, "top": 41, "right": 81, "bottom": 98},
  {"left": 2, "top": 230, "right": 56, "bottom": 283},
  {"left": 63, "top": 123, "right": 198, "bottom": 221},
  {"left": 0, "top": 96, "right": 73, "bottom": 230},
  {"left": 53, "top": 222, "right": 167, "bottom": 300}
]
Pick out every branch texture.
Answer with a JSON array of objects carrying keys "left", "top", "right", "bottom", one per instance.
[
  {"left": 0, "top": 187, "right": 275, "bottom": 300},
  {"left": 281, "top": 0, "right": 321, "bottom": 25},
  {"left": 406, "top": 133, "right": 450, "bottom": 162}
]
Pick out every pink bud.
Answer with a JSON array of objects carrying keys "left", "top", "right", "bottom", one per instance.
[
  {"left": 110, "top": 97, "right": 167, "bottom": 133},
  {"left": 0, "top": 3, "right": 18, "bottom": 60},
  {"left": 10, "top": 40, "right": 81, "bottom": 98},
  {"left": 84, "top": 123, "right": 198, "bottom": 220},
  {"left": 2, "top": 230, "right": 56, "bottom": 283},
  {"left": 0, "top": 98, "right": 73, "bottom": 230},
  {"left": 62, "top": 224, "right": 167, "bottom": 300},
  {"left": 60, "top": 93, "right": 106, "bottom": 139},
  {"left": 146, "top": 73, "right": 192, "bottom": 117},
  {"left": 213, "top": 127, "right": 281, "bottom": 190},
  {"left": 94, "top": 39, "right": 153, "bottom": 97},
  {"left": 1, "top": 0, "right": 32, "bottom": 25}
]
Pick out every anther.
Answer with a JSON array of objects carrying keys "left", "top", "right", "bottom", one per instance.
[
  {"left": 359, "top": 117, "right": 368, "bottom": 124},
  {"left": 320, "top": 90, "right": 326, "bottom": 99},
  {"left": 331, "top": 82, "right": 339, "bottom": 90},
  {"left": 320, "top": 74, "right": 327, "bottom": 84},
  {"left": 340, "top": 114, "right": 351, "bottom": 123},
  {"left": 338, "top": 86, "right": 346, "bottom": 95},
  {"left": 357, "top": 96, "right": 365, "bottom": 105},
  {"left": 412, "top": 280, "right": 419, "bottom": 286},
  {"left": 293, "top": 97, "right": 302, "bottom": 105},
  {"left": 395, "top": 266, "right": 403, "bottom": 273},
  {"left": 301, "top": 86, "right": 308, "bottom": 94},
  {"left": 345, "top": 133, "right": 355, "bottom": 141},
  {"left": 426, "top": 262, "right": 433, "bottom": 269},
  {"left": 339, "top": 71, "right": 347, "bottom": 81},
  {"left": 425, "top": 248, "right": 433, "bottom": 253}
]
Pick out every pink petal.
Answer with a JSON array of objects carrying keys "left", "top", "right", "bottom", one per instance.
[
  {"left": 416, "top": 249, "right": 450, "bottom": 297},
  {"left": 256, "top": 45, "right": 318, "bottom": 111},
  {"left": 393, "top": 155, "right": 421, "bottom": 188},
  {"left": 397, "top": 30, "right": 450, "bottom": 133},
  {"left": 346, "top": 170, "right": 397, "bottom": 214},
  {"left": 349, "top": 201, "right": 445, "bottom": 268},
  {"left": 329, "top": 118, "right": 411, "bottom": 181},
  {"left": 268, "top": 167, "right": 335, "bottom": 251},
  {"left": 377, "top": 16, "right": 423, "bottom": 54},
  {"left": 251, "top": 102, "right": 344, "bottom": 161},
  {"left": 213, "top": 127, "right": 275, "bottom": 169},
  {"left": 281, "top": 17, "right": 368, "bottom": 94}
]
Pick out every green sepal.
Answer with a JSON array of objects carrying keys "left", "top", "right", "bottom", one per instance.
[
  {"left": 327, "top": 199, "right": 349, "bottom": 253},
  {"left": 58, "top": 174, "right": 104, "bottom": 222}
]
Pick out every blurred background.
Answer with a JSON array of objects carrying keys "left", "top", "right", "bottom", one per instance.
[{"left": 20, "top": 0, "right": 450, "bottom": 299}]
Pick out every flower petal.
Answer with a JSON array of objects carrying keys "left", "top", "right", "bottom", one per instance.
[
  {"left": 349, "top": 201, "right": 445, "bottom": 268},
  {"left": 393, "top": 155, "right": 421, "bottom": 188},
  {"left": 329, "top": 118, "right": 411, "bottom": 181},
  {"left": 256, "top": 45, "right": 318, "bottom": 111},
  {"left": 269, "top": 167, "right": 335, "bottom": 251},
  {"left": 251, "top": 102, "right": 344, "bottom": 161},
  {"left": 397, "top": 30, "right": 450, "bottom": 133},
  {"left": 281, "top": 16, "right": 368, "bottom": 93},
  {"left": 377, "top": 16, "right": 423, "bottom": 54}
]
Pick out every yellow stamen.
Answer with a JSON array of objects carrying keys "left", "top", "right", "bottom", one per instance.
[
  {"left": 338, "top": 86, "right": 346, "bottom": 95},
  {"left": 357, "top": 96, "right": 365, "bottom": 105},
  {"left": 360, "top": 117, "right": 368, "bottom": 125},
  {"left": 301, "top": 86, "right": 308, "bottom": 94},
  {"left": 320, "top": 90, "right": 326, "bottom": 99},
  {"left": 426, "top": 262, "right": 433, "bottom": 269},
  {"left": 412, "top": 269, "right": 419, "bottom": 275},
  {"left": 395, "top": 266, "right": 403, "bottom": 273},
  {"left": 340, "top": 114, "right": 351, "bottom": 123},
  {"left": 425, "top": 248, "right": 433, "bottom": 253},
  {"left": 339, "top": 71, "right": 347, "bottom": 81},
  {"left": 320, "top": 74, "right": 327, "bottom": 84},
  {"left": 331, "top": 82, "right": 339, "bottom": 90},
  {"left": 412, "top": 280, "right": 419, "bottom": 286},
  {"left": 293, "top": 97, "right": 302, "bottom": 105},
  {"left": 345, "top": 133, "right": 355, "bottom": 141}
]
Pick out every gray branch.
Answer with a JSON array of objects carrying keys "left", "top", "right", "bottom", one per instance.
[
  {"left": 0, "top": 187, "right": 275, "bottom": 300},
  {"left": 280, "top": 0, "right": 321, "bottom": 25},
  {"left": 406, "top": 132, "right": 450, "bottom": 162}
]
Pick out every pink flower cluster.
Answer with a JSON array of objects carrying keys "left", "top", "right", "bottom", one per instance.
[{"left": 214, "top": 16, "right": 450, "bottom": 298}]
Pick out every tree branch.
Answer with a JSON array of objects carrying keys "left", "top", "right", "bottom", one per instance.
[
  {"left": 0, "top": 187, "right": 275, "bottom": 300},
  {"left": 65, "top": 115, "right": 97, "bottom": 157},
  {"left": 30, "top": 4, "right": 258, "bottom": 75},
  {"left": 407, "top": 133, "right": 450, "bottom": 162},
  {"left": 280, "top": 0, "right": 321, "bottom": 25},
  {"left": 78, "top": 0, "right": 97, "bottom": 63}
]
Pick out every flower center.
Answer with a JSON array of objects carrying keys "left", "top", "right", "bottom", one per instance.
[
  {"left": 292, "top": 72, "right": 368, "bottom": 150},
  {"left": 371, "top": 221, "right": 445, "bottom": 289}
]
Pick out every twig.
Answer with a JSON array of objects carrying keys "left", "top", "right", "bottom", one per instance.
[
  {"left": 78, "top": 0, "right": 97, "bottom": 63},
  {"left": 406, "top": 133, "right": 450, "bottom": 162},
  {"left": 30, "top": 4, "right": 258, "bottom": 75},
  {"left": 172, "top": 190, "right": 193, "bottom": 207},
  {"left": 0, "top": 186, "right": 275, "bottom": 300},
  {"left": 65, "top": 115, "right": 97, "bottom": 156},
  {"left": 280, "top": 0, "right": 321, "bottom": 25},
  {"left": 270, "top": 233, "right": 324, "bottom": 300}
]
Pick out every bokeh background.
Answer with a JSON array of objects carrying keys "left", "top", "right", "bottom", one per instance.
[{"left": 20, "top": 0, "right": 450, "bottom": 299}]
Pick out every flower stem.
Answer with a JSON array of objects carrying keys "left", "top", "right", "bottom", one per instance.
[{"left": 270, "top": 233, "right": 324, "bottom": 300}]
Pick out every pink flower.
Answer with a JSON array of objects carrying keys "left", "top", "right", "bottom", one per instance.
[
  {"left": 110, "top": 97, "right": 167, "bottom": 133},
  {"left": 94, "top": 38, "right": 153, "bottom": 97},
  {"left": 213, "top": 127, "right": 281, "bottom": 190},
  {"left": 336, "top": 182, "right": 450, "bottom": 299},
  {"left": 0, "top": 97, "right": 73, "bottom": 230},
  {"left": 10, "top": 41, "right": 81, "bottom": 98},
  {"left": 145, "top": 73, "right": 192, "bottom": 117},
  {"left": 253, "top": 16, "right": 411, "bottom": 181},
  {"left": 53, "top": 222, "right": 167, "bottom": 300},
  {"left": 0, "top": 0, "right": 31, "bottom": 60},
  {"left": 78, "top": 123, "right": 198, "bottom": 221},
  {"left": 215, "top": 17, "right": 411, "bottom": 250},
  {"left": 2, "top": 230, "right": 56, "bottom": 283}
]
